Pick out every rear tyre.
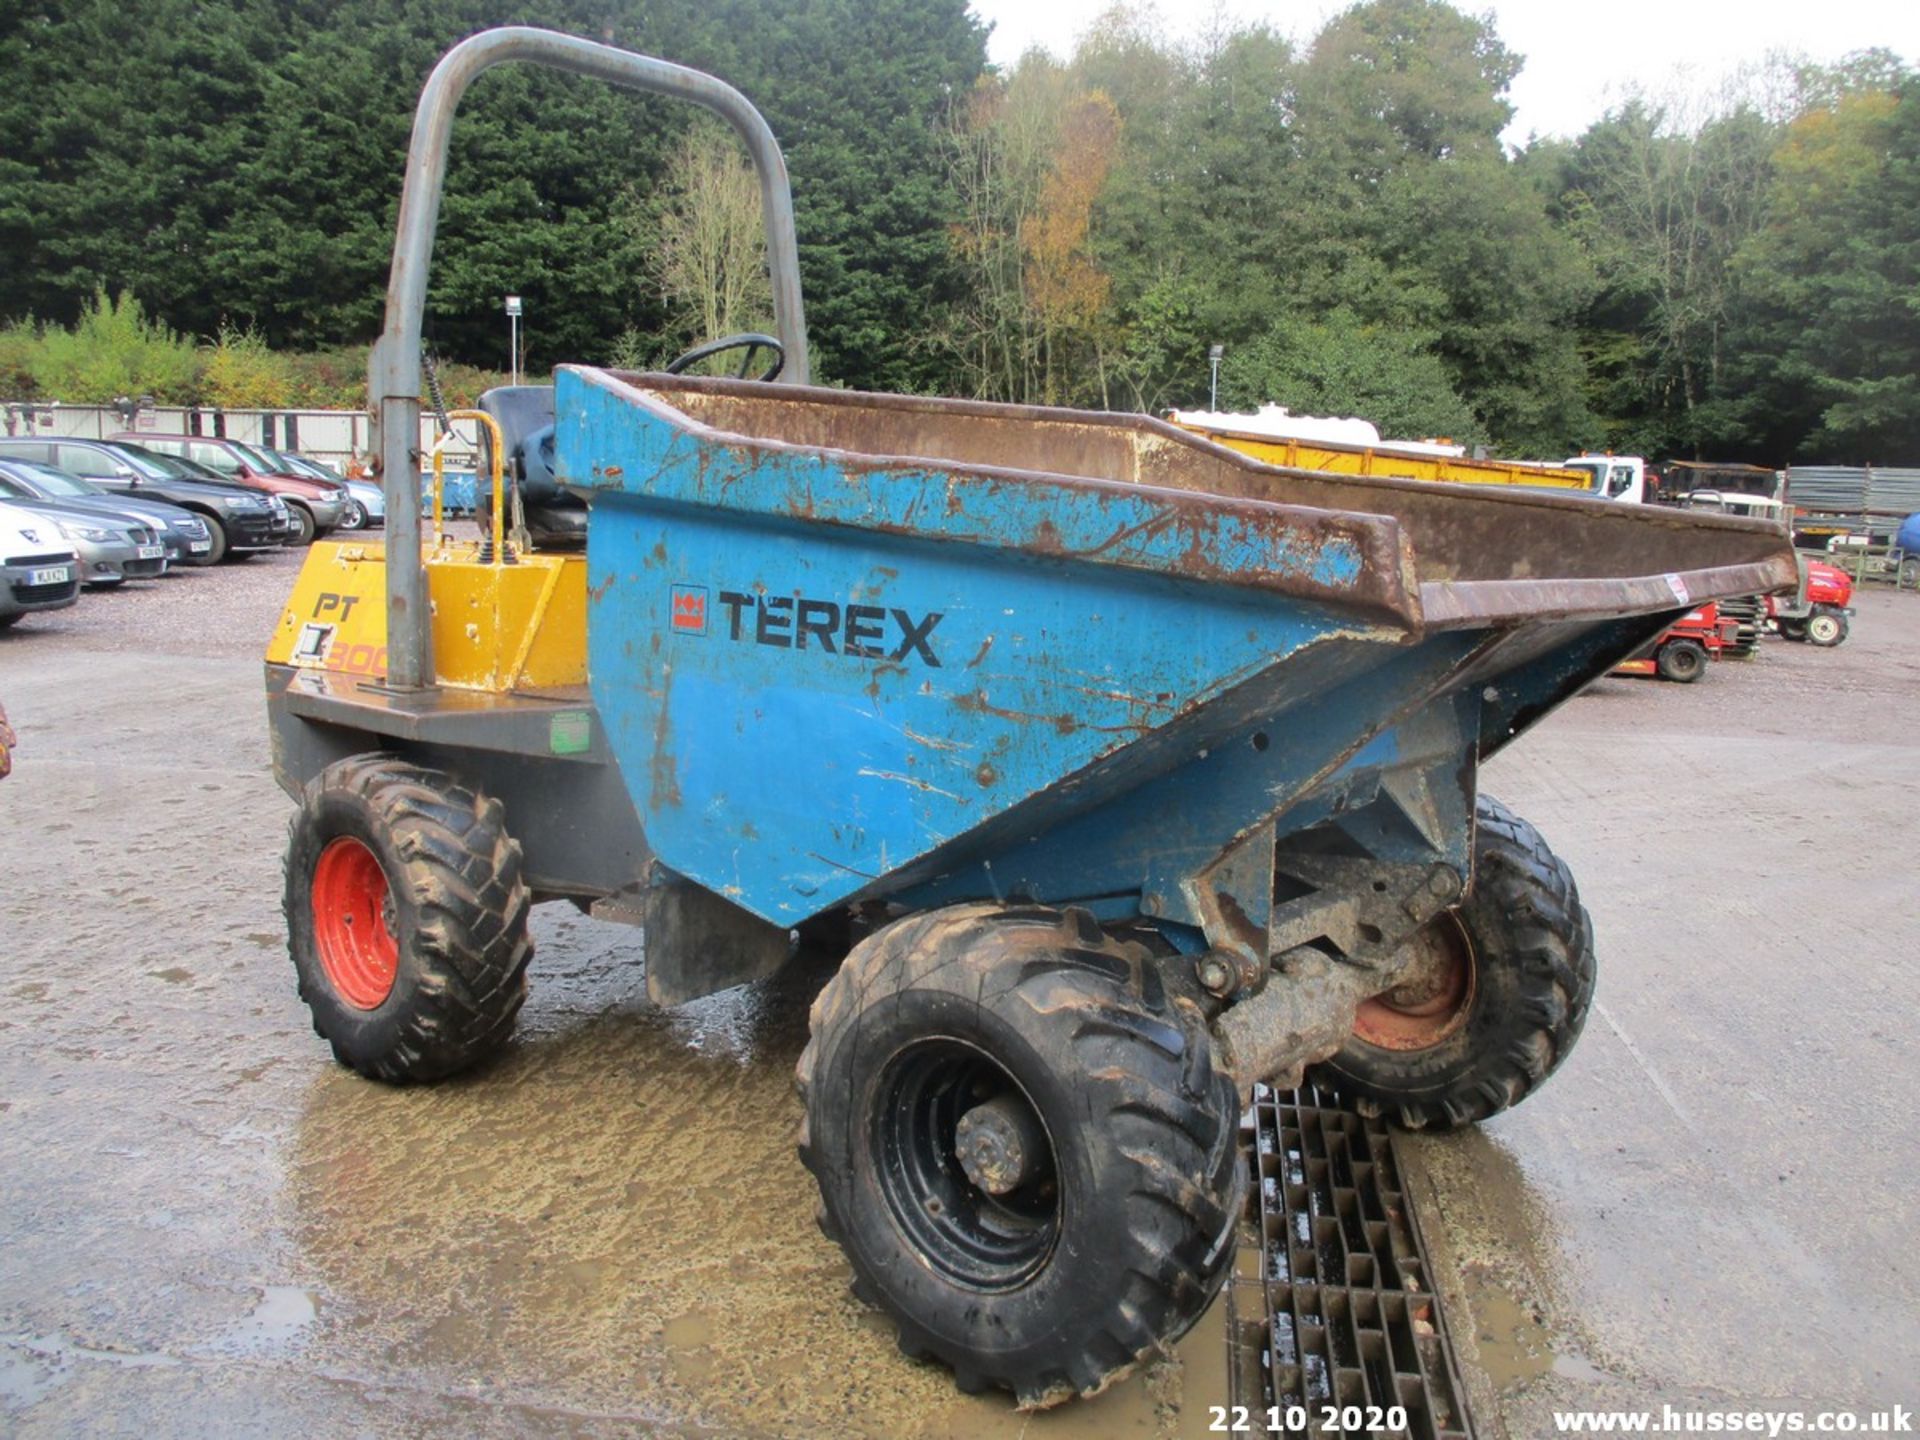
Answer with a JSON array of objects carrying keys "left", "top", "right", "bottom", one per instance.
[
  {"left": 1806, "top": 608, "right": 1847, "bottom": 647},
  {"left": 1655, "top": 638, "right": 1707, "bottom": 682},
  {"left": 1778, "top": 618, "right": 1808, "bottom": 642},
  {"left": 1315, "top": 796, "right": 1596, "bottom": 1131},
  {"left": 797, "top": 903, "right": 1241, "bottom": 1408},
  {"left": 284, "top": 753, "right": 532, "bottom": 1083},
  {"left": 1900, "top": 556, "right": 1919, "bottom": 590}
]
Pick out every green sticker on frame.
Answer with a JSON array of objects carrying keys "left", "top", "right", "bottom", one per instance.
[{"left": 549, "top": 710, "right": 592, "bottom": 755}]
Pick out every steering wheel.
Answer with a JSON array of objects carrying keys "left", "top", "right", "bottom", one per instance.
[{"left": 663, "top": 332, "right": 785, "bottom": 382}]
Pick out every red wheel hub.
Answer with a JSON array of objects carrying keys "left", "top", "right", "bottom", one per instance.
[
  {"left": 1352, "top": 915, "right": 1475, "bottom": 1052},
  {"left": 311, "top": 836, "right": 399, "bottom": 1009}
]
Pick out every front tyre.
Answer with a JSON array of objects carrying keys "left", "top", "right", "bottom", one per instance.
[
  {"left": 1656, "top": 637, "right": 1707, "bottom": 682},
  {"left": 193, "top": 515, "right": 228, "bottom": 565},
  {"left": 1316, "top": 796, "right": 1596, "bottom": 1130},
  {"left": 797, "top": 904, "right": 1241, "bottom": 1408},
  {"left": 285, "top": 753, "right": 532, "bottom": 1083},
  {"left": 284, "top": 503, "right": 316, "bottom": 546},
  {"left": 1806, "top": 607, "right": 1848, "bottom": 647}
]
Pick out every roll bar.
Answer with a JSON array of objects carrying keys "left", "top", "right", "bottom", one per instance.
[{"left": 370, "top": 26, "right": 812, "bottom": 689}]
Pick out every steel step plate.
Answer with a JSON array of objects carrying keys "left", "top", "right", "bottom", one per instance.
[{"left": 1224, "top": 1083, "right": 1473, "bottom": 1440}]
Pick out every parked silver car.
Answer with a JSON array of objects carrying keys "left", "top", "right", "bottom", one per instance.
[
  {"left": 0, "top": 457, "right": 214, "bottom": 566},
  {"left": 0, "top": 495, "right": 165, "bottom": 586}
]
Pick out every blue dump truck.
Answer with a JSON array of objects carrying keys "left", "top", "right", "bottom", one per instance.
[{"left": 262, "top": 30, "right": 1799, "bottom": 1409}]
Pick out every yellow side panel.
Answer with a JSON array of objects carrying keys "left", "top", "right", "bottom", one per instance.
[
  {"left": 519, "top": 554, "right": 589, "bottom": 687},
  {"left": 1178, "top": 427, "right": 1593, "bottom": 490},
  {"left": 265, "top": 539, "right": 588, "bottom": 692},
  {"left": 428, "top": 550, "right": 588, "bottom": 690},
  {"left": 266, "top": 541, "right": 393, "bottom": 679}
]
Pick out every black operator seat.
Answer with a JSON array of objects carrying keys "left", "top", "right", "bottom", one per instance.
[{"left": 475, "top": 384, "right": 586, "bottom": 549}]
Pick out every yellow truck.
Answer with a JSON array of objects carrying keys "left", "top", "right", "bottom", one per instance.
[{"left": 1168, "top": 405, "right": 1639, "bottom": 498}]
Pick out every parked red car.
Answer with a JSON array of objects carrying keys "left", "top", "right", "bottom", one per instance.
[{"left": 108, "top": 432, "right": 347, "bottom": 545}]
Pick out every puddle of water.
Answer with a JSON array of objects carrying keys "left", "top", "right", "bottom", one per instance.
[
  {"left": 203, "top": 1286, "right": 318, "bottom": 1358},
  {"left": 1460, "top": 1261, "right": 1613, "bottom": 1391},
  {"left": 663, "top": 1310, "right": 719, "bottom": 1390},
  {"left": 149, "top": 967, "right": 194, "bottom": 984},
  {"left": 1551, "top": 1351, "right": 1616, "bottom": 1384},
  {"left": 1, "top": 1332, "right": 183, "bottom": 1389},
  {"left": 0, "top": 1343, "right": 67, "bottom": 1410},
  {"left": 662, "top": 1312, "right": 714, "bottom": 1350}
]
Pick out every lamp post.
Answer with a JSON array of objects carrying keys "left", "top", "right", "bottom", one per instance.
[
  {"left": 505, "top": 295, "right": 523, "bottom": 386},
  {"left": 1208, "top": 343, "right": 1224, "bottom": 412}
]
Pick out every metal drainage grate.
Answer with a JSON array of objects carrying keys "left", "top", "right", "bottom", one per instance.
[{"left": 1223, "top": 1082, "right": 1473, "bottom": 1440}]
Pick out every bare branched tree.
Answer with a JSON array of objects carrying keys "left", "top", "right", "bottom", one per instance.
[{"left": 650, "top": 121, "right": 772, "bottom": 359}]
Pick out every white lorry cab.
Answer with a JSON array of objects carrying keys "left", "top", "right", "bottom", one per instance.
[{"left": 1563, "top": 455, "right": 1647, "bottom": 504}]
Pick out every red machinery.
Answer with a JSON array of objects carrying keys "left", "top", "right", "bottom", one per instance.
[
  {"left": 1767, "top": 556, "right": 1854, "bottom": 646},
  {"left": 1613, "top": 603, "right": 1737, "bottom": 683}
]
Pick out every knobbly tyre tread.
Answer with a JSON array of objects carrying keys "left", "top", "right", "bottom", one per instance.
[
  {"left": 285, "top": 752, "right": 532, "bottom": 1084},
  {"left": 1318, "top": 794, "right": 1596, "bottom": 1131},
  {"left": 795, "top": 903, "right": 1243, "bottom": 1409}
]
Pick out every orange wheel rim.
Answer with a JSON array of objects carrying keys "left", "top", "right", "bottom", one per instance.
[
  {"left": 312, "top": 836, "right": 399, "bottom": 1009},
  {"left": 1352, "top": 914, "right": 1475, "bottom": 1052}
]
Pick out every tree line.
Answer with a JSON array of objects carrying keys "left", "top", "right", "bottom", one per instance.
[{"left": 1, "top": 0, "right": 1914, "bottom": 464}]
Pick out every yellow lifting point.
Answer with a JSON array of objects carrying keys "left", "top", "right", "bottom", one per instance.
[{"left": 431, "top": 408, "right": 515, "bottom": 558}]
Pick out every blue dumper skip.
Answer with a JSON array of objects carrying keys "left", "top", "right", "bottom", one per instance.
[{"left": 557, "top": 368, "right": 1795, "bottom": 950}]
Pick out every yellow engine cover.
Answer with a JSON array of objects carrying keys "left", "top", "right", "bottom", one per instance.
[{"left": 266, "top": 540, "right": 588, "bottom": 692}]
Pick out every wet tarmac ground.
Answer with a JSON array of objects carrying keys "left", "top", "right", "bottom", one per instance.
[{"left": 1, "top": 556, "right": 1916, "bottom": 1436}]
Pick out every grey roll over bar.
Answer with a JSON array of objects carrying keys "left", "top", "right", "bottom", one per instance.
[{"left": 369, "top": 26, "right": 812, "bottom": 690}]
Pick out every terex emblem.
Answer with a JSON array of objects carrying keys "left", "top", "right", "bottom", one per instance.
[
  {"left": 669, "top": 585, "right": 708, "bottom": 635},
  {"left": 678, "top": 587, "right": 944, "bottom": 667}
]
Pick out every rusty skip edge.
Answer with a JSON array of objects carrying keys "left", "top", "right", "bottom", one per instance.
[
  {"left": 1420, "top": 552, "right": 1802, "bottom": 630},
  {"left": 593, "top": 372, "right": 1793, "bottom": 540},
  {"left": 562, "top": 368, "right": 1796, "bottom": 639},
  {"left": 564, "top": 365, "right": 1425, "bottom": 635}
]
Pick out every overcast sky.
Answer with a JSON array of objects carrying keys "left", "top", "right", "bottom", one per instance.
[{"left": 967, "top": 0, "right": 1920, "bottom": 142}]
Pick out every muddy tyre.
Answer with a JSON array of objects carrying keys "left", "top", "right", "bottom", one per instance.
[
  {"left": 796, "top": 903, "right": 1242, "bottom": 1408},
  {"left": 1656, "top": 637, "right": 1707, "bottom": 682},
  {"left": 1315, "top": 796, "right": 1595, "bottom": 1131},
  {"left": 285, "top": 753, "right": 532, "bottom": 1084}
]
